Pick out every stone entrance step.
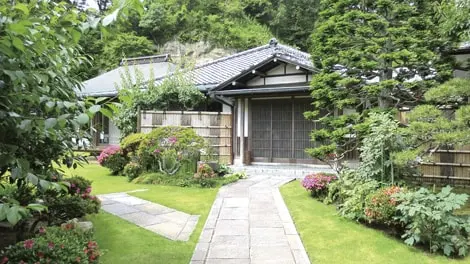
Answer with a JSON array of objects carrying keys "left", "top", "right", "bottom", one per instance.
[{"left": 232, "top": 164, "right": 336, "bottom": 178}]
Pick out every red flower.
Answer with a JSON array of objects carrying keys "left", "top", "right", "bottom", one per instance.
[
  {"left": 1, "top": 256, "right": 8, "bottom": 264},
  {"left": 39, "top": 226, "right": 46, "bottom": 234},
  {"left": 48, "top": 242, "right": 54, "bottom": 249},
  {"left": 24, "top": 239, "right": 34, "bottom": 249},
  {"left": 37, "top": 252, "right": 44, "bottom": 258},
  {"left": 76, "top": 257, "right": 81, "bottom": 263}
]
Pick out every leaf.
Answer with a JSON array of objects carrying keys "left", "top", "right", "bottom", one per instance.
[
  {"left": 45, "top": 118, "right": 57, "bottom": 129},
  {"left": 0, "top": 204, "right": 7, "bottom": 220},
  {"left": 12, "top": 36, "right": 24, "bottom": 52},
  {"left": 89, "top": 104, "right": 101, "bottom": 114},
  {"left": 99, "top": 107, "right": 113, "bottom": 118},
  {"left": 26, "top": 172, "right": 38, "bottom": 185},
  {"left": 6, "top": 205, "right": 21, "bottom": 225},
  {"left": 102, "top": 9, "right": 120, "bottom": 26},
  {"left": 77, "top": 113, "right": 89, "bottom": 124},
  {"left": 39, "top": 179, "right": 50, "bottom": 189},
  {"left": 26, "top": 203, "right": 47, "bottom": 213},
  {"left": 64, "top": 101, "right": 76, "bottom": 109},
  {"left": 18, "top": 119, "right": 32, "bottom": 130},
  {"left": 70, "top": 29, "right": 81, "bottom": 44},
  {"left": 14, "top": 3, "right": 29, "bottom": 15},
  {"left": 46, "top": 101, "right": 55, "bottom": 109}
]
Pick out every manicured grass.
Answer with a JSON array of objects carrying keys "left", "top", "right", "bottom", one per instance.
[
  {"left": 280, "top": 180, "right": 470, "bottom": 264},
  {"left": 63, "top": 162, "right": 218, "bottom": 264}
]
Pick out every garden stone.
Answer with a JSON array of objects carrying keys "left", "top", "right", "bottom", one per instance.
[
  {"left": 76, "top": 221, "right": 93, "bottom": 232},
  {"left": 207, "top": 235, "right": 250, "bottom": 259}
]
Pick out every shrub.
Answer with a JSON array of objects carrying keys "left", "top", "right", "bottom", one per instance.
[
  {"left": 194, "top": 164, "right": 216, "bottom": 179},
  {"left": 98, "top": 145, "right": 128, "bottom": 175},
  {"left": 364, "top": 186, "right": 403, "bottom": 224},
  {"left": 158, "top": 149, "right": 181, "bottom": 175},
  {"left": 1, "top": 224, "right": 101, "bottom": 263},
  {"left": 216, "top": 163, "right": 233, "bottom": 176},
  {"left": 137, "top": 126, "right": 206, "bottom": 171},
  {"left": 63, "top": 176, "right": 92, "bottom": 196},
  {"left": 132, "top": 172, "right": 172, "bottom": 185},
  {"left": 43, "top": 195, "right": 100, "bottom": 225},
  {"left": 394, "top": 186, "right": 470, "bottom": 257},
  {"left": 339, "top": 179, "right": 379, "bottom": 221},
  {"left": 301, "top": 172, "right": 337, "bottom": 198},
  {"left": 197, "top": 178, "right": 217, "bottom": 188},
  {"left": 123, "top": 162, "right": 142, "bottom": 181},
  {"left": 121, "top": 133, "right": 146, "bottom": 153}
]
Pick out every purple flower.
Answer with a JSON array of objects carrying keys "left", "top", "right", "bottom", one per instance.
[
  {"left": 168, "top": 137, "right": 177, "bottom": 144},
  {"left": 153, "top": 149, "right": 161, "bottom": 154},
  {"left": 97, "top": 145, "right": 120, "bottom": 165},
  {"left": 301, "top": 173, "right": 337, "bottom": 192}
]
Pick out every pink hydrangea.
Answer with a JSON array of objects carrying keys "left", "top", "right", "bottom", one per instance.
[
  {"left": 97, "top": 145, "right": 121, "bottom": 165},
  {"left": 301, "top": 173, "right": 337, "bottom": 192}
]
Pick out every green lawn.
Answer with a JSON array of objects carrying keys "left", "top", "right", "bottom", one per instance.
[
  {"left": 63, "top": 162, "right": 218, "bottom": 264},
  {"left": 280, "top": 181, "right": 470, "bottom": 264}
]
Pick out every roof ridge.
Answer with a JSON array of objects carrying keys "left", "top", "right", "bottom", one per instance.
[
  {"left": 275, "top": 44, "right": 311, "bottom": 59},
  {"left": 193, "top": 44, "right": 271, "bottom": 70}
]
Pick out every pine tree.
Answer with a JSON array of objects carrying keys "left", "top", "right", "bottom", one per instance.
[{"left": 305, "top": 0, "right": 458, "bottom": 166}]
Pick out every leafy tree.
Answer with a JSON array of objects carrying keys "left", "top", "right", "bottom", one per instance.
[
  {"left": 114, "top": 63, "right": 206, "bottom": 137},
  {"left": 101, "top": 33, "right": 155, "bottom": 70},
  {"left": 270, "top": 0, "right": 320, "bottom": 50},
  {"left": 435, "top": 0, "right": 470, "bottom": 40},
  {"left": 0, "top": 0, "right": 142, "bottom": 225},
  {"left": 395, "top": 78, "right": 470, "bottom": 166},
  {"left": 305, "top": 0, "right": 457, "bottom": 167}
]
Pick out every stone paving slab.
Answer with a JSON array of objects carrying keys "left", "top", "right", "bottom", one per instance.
[
  {"left": 97, "top": 192, "right": 199, "bottom": 241},
  {"left": 191, "top": 170, "right": 312, "bottom": 264}
]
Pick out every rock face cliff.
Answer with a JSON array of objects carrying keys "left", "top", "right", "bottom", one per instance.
[{"left": 160, "top": 40, "right": 237, "bottom": 65}]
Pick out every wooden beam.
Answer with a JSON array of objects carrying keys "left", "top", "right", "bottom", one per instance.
[
  {"left": 232, "top": 81, "right": 244, "bottom": 87},
  {"left": 251, "top": 69, "right": 266, "bottom": 77}
]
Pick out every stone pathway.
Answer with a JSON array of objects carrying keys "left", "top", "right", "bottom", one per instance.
[
  {"left": 190, "top": 175, "right": 311, "bottom": 264},
  {"left": 98, "top": 192, "right": 199, "bottom": 241}
]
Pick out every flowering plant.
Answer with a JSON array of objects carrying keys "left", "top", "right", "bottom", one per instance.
[
  {"left": 97, "top": 145, "right": 128, "bottom": 175},
  {"left": 0, "top": 225, "right": 101, "bottom": 263},
  {"left": 364, "top": 186, "right": 403, "bottom": 224},
  {"left": 301, "top": 172, "right": 337, "bottom": 198},
  {"left": 194, "top": 164, "right": 216, "bottom": 179}
]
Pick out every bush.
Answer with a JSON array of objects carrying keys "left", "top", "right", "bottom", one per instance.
[
  {"left": 63, "top": 176, "right": 92, "bottom": 196},
  {"left": 43, "top": 195, "right": 100, "bottom": 225},
  {"left": 1, "top": 224, "right": 101, "bottom": 263},
  {"left": 364, "top": 186, "right": 403, "bottom": 225},
  {"left": 98, "top": 145, "right": 128, "bottom": 175},
  {"left": 121, "top": 133, "right": 146, "bottom": 153},
  {"left": 132, "top": 172, "right": 173, "bottom": 185},
  {"left": 301, "top": 172, "right": 337, "bottom": 198},
  {"left": 194, "top": 164, "right": 216, "bottom": 179},
  {"left": 394, "top": 186, "right": 470, "bottom": 257},
  {"left": 123, "top": 162, "right": 142, "bottom": 181},
  {"left": 137, "top": 126, "right": 206, "bottom": 171},
  {"left": 216, "top": 163, "right": 233, "bottom": 177}
]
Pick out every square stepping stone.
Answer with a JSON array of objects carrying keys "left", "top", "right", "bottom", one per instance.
[
  {"left": 120, "top": 212, "right": 165, "bottom": 227},
  {"left": 213, "top": 220, "right": 248, "bottom": 236},
  {"left": 207, "top": 235, "right": 249, "bottom": 259},
  {"left": 250, "top": 213, "right": 283, "bottom": 228},
  {"left": 222, "top": 198, "right": 249, "bottom": 208},
  {"left": 219, "top": 207, "right": 248, "bottom": 220},
  {"left": 113, "top": 196, "right": 150, "bottom": 206},
  {"left": 250, "top": 245, "right": 295, "bottom": 263},
  {"left": 102, "top": 203, "right": 139, "bottom": 216},
  {"left": 250, "top": 227, "right": 289, "bottom": 247},
  {"left": 206, "top": 259, "right": 250, "bottom": 264},
  {"left": 134, "top": 203, "right": 175, "bottom": 215},
  {"left": 145, "top": 222, "right": 184, "bottom": 240},
  {"left": 161, "top": 211, "right": 190, "bottom": 225}
]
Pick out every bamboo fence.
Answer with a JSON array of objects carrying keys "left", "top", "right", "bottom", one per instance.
[{"left": 139, "top": 110, "right": 232, "bottom": 163}]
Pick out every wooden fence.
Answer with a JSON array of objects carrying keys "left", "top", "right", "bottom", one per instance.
[
  {"left": 399, "top": 110, "right": 470, "bottom": 185},
  {"left": 139, "top": 111, "right": 232, "bottom": 163}
]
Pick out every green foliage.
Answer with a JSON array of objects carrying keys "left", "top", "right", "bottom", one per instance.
[
  {"left": 121, "top": 133, "right": 146, "bottom": 153},
  {"left": 1, "top": 225, "right": 101, "bottom": 263},
  {"left": 394, "top": 186, "right": 470, "bottom": 256},
  {"left": 123, "top": 162, "right": 142, "bottom": 182},
  {"left": 43, "top": 195, "right": 100, "bottom": 225},
  {"left": 101, "top": 33, "right": 155, "bottom": 70},
  {"left": 216, "top": 163, "right": 233, "bottom": 176},
  {"left": 396, "top": 78, "right": 470, "bottom": 167},
  {"left": 158, "top": 149, "right": 181, "bottom": 175},
  {"left": 114, "top": 64, "right": 205, "bottom": 137},
  {"left": 306, "top": 0, "right": 457, "bottom": 166},
  {"left": 357, "top": 112, "right": 401, "bottom": 182},
  {"left": 103, "top": 153, "right": 128, "bottom": 175}
]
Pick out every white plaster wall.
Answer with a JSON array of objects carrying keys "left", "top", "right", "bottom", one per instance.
[
  {"left": 266, "top": 65, "right": 285, "bottom": 75},
  {"left": 222, "top": 104, "right": 232, "bottom": 113},
  {"left": 265, "top": 75, "right": 306, "bottom": 85},
  {"left": 247, "top": 76, "right": 264, "bottom": 86}
]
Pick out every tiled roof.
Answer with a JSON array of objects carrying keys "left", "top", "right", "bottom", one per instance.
[
  {"left": 77, "top": 55, "right": 175, "bottom": 97},
  {"left": 155, "top": 39, "right": 314, "bottom": 90}
]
